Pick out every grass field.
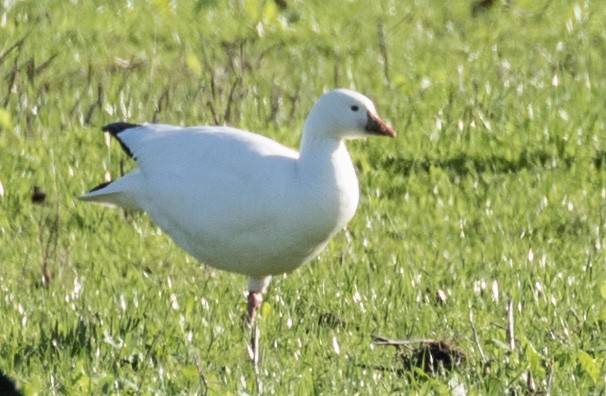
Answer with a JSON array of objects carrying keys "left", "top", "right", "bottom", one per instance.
[{"left": 1, "top": 0, "right": 605, "bottom": 394}]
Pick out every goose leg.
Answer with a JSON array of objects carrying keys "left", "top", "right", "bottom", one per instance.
[
  {"left": 246, "top": 277, "right": 271, "bottom": 372},
  {"left": 246, "top": 277, "right": 271, "bottom": 325},
  {"left": 249, "top": 321, "right": 262, "bottom": 393},
  {"left": 246, "top": 291, "right": 263, "bottom": 325},
  {"left": 247, "top": 291, "right": 263, "bottom": 370}
]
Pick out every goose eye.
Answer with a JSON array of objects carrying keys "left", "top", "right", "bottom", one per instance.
[{"left": 350, "top": 105, "right": 359, "bottom": 112}]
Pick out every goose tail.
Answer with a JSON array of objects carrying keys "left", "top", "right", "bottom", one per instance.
[{"left": 79, "top": 171, "right": 142, "bottom": 211}]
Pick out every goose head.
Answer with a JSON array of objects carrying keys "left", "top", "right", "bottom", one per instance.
[{"left": 303, "top": 89, "right": 396, "bottom": 142}]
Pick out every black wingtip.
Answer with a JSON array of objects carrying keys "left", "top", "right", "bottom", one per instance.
[
  {"left": 88, "top": 181, "right": 112, "bottom": 193},
  {"left": 101, "top": 122, "right": 141, "bottom": 158},
  {"left": 102, "top": 122, "right": 141, "bottom": 135}
]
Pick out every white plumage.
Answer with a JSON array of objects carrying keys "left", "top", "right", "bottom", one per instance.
[{"left": 80, "top": 88, "right": 395, "bottom": 321}]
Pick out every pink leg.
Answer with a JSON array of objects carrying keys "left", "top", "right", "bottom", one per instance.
[
  {"left": 245, "top": 278, "right": 270, "bottom": 370},
  {"left": 247, "top": 291, "right": 263, "bottom": 325}
]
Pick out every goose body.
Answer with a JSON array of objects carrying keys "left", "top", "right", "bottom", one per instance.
[{"left": 80, "top": 88, "right": 395, "bottom": 319}]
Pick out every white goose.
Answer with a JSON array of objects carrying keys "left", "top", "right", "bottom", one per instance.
[{"left": 80, "top": 89, "right": 395, "bottom": 323}]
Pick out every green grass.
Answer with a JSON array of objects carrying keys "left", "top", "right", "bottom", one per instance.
[{"left": 1, "top": 0, "right": 605, "bottom": 394}]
